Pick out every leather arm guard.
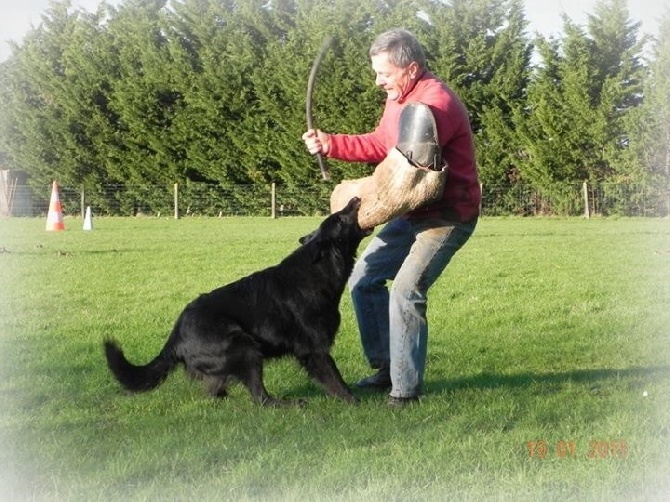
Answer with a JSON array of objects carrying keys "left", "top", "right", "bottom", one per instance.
[{"left": 330, "top": 103, "right": 447, "bottom": 229}]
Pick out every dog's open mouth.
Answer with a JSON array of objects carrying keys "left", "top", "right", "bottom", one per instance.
[{"left": 346, "top": 197, "right": 373, "bottom": 235}]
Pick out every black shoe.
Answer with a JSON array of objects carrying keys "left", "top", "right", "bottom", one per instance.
[
  {"left": 388, "top": 395, "right": 420, "bottom": 407},
  {"left": 356, "top": 367, "right": 391, "bottom": 389}
]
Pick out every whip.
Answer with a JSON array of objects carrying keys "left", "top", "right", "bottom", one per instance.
[{"left": 306, "top": 35, "right": 334, "bottom": 181}]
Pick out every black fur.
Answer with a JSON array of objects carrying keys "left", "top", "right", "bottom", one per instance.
[{"left": 104, "top": 197, "right": 368, "bottom": 406}]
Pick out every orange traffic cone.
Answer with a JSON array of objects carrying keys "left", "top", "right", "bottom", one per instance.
[{"left": 46, "top": 181, "right": 65, "bottom": 231}]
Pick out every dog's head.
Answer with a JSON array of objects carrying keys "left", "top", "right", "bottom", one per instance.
[{"left": 299, "top": 197, "right": 370, "bottom": 263}]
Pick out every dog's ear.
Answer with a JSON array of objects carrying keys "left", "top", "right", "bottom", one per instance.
[
  {"left": 301, "top": 230, "right": 328, "bottom": 263},
  {"left": 304, "top": 235, "right": 327, "bottom": 263},
  {"left": 298, "top": 229, "right": 317, "bottom": 246},
  {"left": 299, "top": 228, "right": 326, "bottom": 263}
]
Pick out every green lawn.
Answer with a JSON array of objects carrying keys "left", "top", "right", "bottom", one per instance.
[{"left": 0, "top": 215, "right": 668, "bottom": 501}]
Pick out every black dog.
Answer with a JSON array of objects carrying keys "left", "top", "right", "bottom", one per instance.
[{"left": 104, "top": 197, "right": 368, "bottom": 406}]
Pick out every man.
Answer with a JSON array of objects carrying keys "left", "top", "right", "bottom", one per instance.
[{"left": 302, "top": 28, "right": 481, "bottom": 406}]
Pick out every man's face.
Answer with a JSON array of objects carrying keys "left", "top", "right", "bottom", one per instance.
[{"left": 371, "top": 52, "right": 418, "bottom": 101}]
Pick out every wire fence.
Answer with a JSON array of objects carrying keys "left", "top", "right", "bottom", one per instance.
[
  {"left": 2, "top": 181, "right": 669, "bottom": 218},
  {"left": 482, "top": 182, "right": 670, "bottom": 217}
]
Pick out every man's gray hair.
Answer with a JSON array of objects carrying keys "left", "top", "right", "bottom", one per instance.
[{"left": 369, "top": 29, "right": 427, "bottom": 71}]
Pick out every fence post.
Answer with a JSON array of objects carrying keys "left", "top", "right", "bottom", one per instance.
[
  {"left": 80, "top": 185, "right": 85, "bottom": 218},
  {"left": 174, "top": 183, "right": 179, "bottom": 219},
  {"left": 479, "top": 182, "right": 483, "bottom": 217},
  {"left": 271, "top": 182, "right": 276, "bottom": 219},
  {"left": 582, "top": 181, "right": 590, "bottom": 219}
]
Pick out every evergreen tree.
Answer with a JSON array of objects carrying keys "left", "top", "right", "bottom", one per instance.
[
  {"left": 0, "top": 0, "right": 86, "bottom": 188},
  {"left": 587, "top": 0, "right": 647, "bottom": 180},
  {"left": 516, "top": 0, "right": 647, "bottom": 190},
  {"left": 102, "top": 0, "right": 189, "bottom": 185},
  {"left": 621, "top": 7, "right": 670, "bottom": 183},
  {"left": 167, "top": 0, "right": 270, "bottom": 185}
]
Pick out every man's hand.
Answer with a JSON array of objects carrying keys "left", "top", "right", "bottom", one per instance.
[{"left": 302, "top": 129, "right": 331, "bottom": 156}]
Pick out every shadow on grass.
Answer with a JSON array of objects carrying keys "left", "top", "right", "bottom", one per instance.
[
  {"left": 1, "top": 247, "right": 141, "bottom": 256},
  {"left": 270, "top": 366, "right": 670, "bottom": 404},
  {"left": 425, "top": 366, "right": 670, "bottom": 395},
  {"left": 134, "top": 366, "right": 670, "bottom": 405}
]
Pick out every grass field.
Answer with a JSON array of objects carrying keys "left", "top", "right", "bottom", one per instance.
[{"left": 0, "top": 215, "right": 669, "bottom": 501}]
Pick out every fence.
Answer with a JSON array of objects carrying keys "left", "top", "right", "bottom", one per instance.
[
  {"left": 482, "top": 182, "right": 670, "bottom": 217},
  {"left": 2, "top": 181, "right": 669, "bottom": 218}
]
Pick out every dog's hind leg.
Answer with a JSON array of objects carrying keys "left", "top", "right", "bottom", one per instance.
[
  {"left": 237, "top": 360, "right": 305, "bottom": 407},
  {"left": 203, "top": 375, "right": 229, "bottom": 398},
  {"left": 223, "top": 332, "right": 303, "bottom": 407},
  {"left": 298, "top": 353, "right": 359, "bottom": 404}
]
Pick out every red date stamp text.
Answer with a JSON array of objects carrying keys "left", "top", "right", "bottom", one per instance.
[{"left": 526, "top": 439, "right": 629, "bottom": 459}]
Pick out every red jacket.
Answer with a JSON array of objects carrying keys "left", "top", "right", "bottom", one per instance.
[{"left": 327, "top": 71, "right": 481, "bottom": 222}]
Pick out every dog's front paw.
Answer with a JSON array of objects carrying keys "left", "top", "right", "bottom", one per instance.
[
  {"left": 345, "top": 394, "right": 360, "bottom": 405},
  {"left": 261, "top": 397, "right": 307, "bottom": 408}
]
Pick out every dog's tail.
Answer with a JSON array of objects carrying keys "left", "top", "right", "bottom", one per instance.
[{"left": 103, "top": 338, "right": 177, "bottom": 393}]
